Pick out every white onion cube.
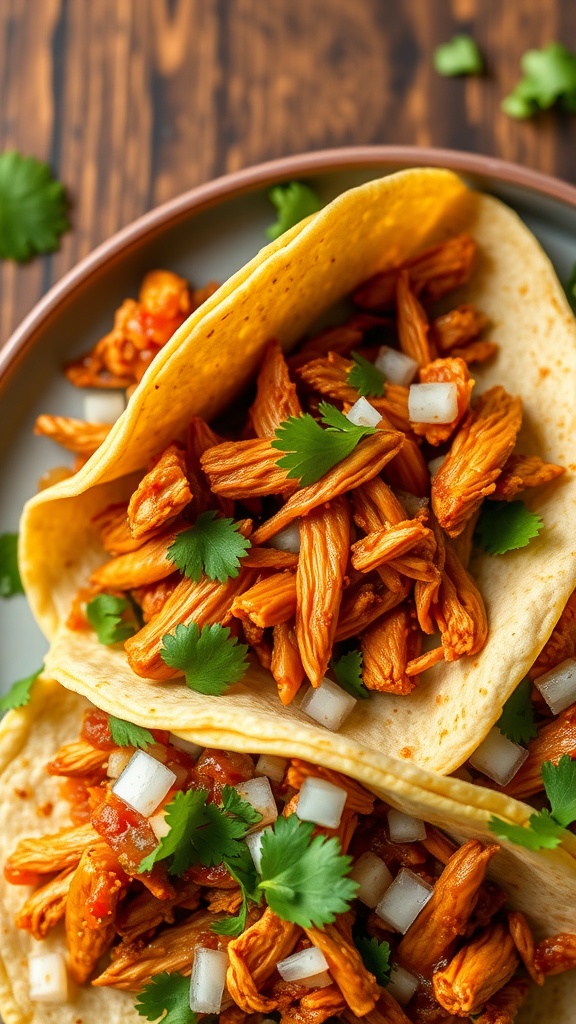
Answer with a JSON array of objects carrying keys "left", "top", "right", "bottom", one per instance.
[
  {"left": 427, "top": 455, "right": 446, "bottom": 477},
  {"left": 235, "top": 777, "right": 278, "bottom": 828},
  {"left": 268, "top": 523, "right": 301, "bottom": 553},
  {"left": 535, "top": 658, "right": 576, "bottom": 715},
  {"left": 375, "top": 868, "right": 434, "bottom": 933},
  {"left": 387, "top": 964, "right": 419, "bottom": 1006},
  {"left": 112, "top": 750, "right": 177, "bottom": 817},
  {"left": 28, "top": 953, "right": 68, "bottom": 1003},
  {"left": 408, "top": 382, "right": 458, "bottom": 424},
  {"left": 246, "top": 826, "right": 273, "bottom": 874},
  {"left": 375, "top": 346, "right": 419, "bottom": 387},
  {"left": 277, "top": 947, "right": 329, "bottom": 982},
  {"left": 300, "top": 677, "right": 357, "bottom": 731},
  {"left": 83, "top": 391, "right": 126, "bottom": 424},
  {"left": 469, "top": 727, "right": 528, "bottom": 787},
  {"left": 149, "top": 809, "right": 171, "bottom": 840},
  {"left": 189, "top": 947, "right": 228, "bottom": 1014},
  {"left": 387, "top": 809, "right": 427, "bottom": 844},
  {"left": 351, "top": 851, "right": 393, "bottom": 908},
  {"left": 255, "top": 753, "right": 288, "bottom": 784},
  {"left": 300, "top": 970, "right": 332, "bottom": 989},
  {"left": 106, "top": 748, "right": 133, "bottom": 779},
  {"left": 346, "top": 396, "right": 382, "bottom": 428},
  {"left": 169, "top": 734, "right": 204, "bottom": 759},
  {"left": 296, "top": 776, "right": 348, "bottom": 829}
]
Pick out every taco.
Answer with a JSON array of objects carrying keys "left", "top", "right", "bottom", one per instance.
[
  {"left": 1, "top": 677, "right": 575, "bottom": 1024},
  {"left": 17, "top": 167, "right": 576, "bottom": 777}
]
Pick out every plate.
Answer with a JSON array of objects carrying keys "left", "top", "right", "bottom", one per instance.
[{"left": 2, "top": 145, "right": 576, "bottom": 694}]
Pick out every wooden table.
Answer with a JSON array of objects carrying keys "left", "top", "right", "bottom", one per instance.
[{"left": 2, "top": 0, "right": 576, "bottom": 347}]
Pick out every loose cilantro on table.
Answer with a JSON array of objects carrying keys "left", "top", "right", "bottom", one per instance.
[
  {"left": 433, "top": 35, "right": 484, "bottom": 77},
  {"left": 0, "top": 151, "right": 68, "bottom": 261},
  {"left": 167, "top": 512, "right": 251, "bottom": 583},
  {"left": 0, "top": 533, "right": 23, "bottom": 597},
  {"left": 502, "top": 42, "right": 576, "bottom": 119},
  {"left": 272, "top": 400, "right": 377, "bottom": 487},
  {"left": 497, "top": 678, "right": 537, "bottom": 745},
  {"left": 475, "top": 500, "right": 543, "bottom": 556},
  {"left": 347, "top": 351, "right": 385, "bottom": 398},
  {"left": 108, "top": 716, "right": 154, "bottom": 750},
  {"left": 266, "top": 182, "right": 322, "bottom": 241},
  {"left": 0, "top": 666, "right": 43, "bottom": 712},
  {"left": 331, "top": 649, "right": 370, "bottom": 700},
  {"left": 489, "top": 755, "right": 576, "bottom": 850},
  {"left": 135, "top": 971, "right": 197, "bottom": 1024},
  {"left": 160, "top": 622, "right": 249, "bottom": 696},
  {"left": 354, "top": 934, "right": 391, "bottom": 986},
  {"left": 86, "top": 594, "right": 136, "bottom": 645}
]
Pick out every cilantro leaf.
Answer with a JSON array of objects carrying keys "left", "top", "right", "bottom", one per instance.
[
  {"left": 354, "top": 934, "right": 391, "bottom": 986},
  {"left": 488, "top": 811, "right": 564, "bottom": 851},
  {"left": 86, "top": 594, "right": 136, "bottom": 645},
  {"left": 167, "top": 513, "right": 251, "bottom": 584},
  {"left": 212, "top": 843, "right": 262, "bottom": 937},
  {"left": 502, "top": 43, "right": 576, "bottom": 119},
  {"left": 135, "top": 971, "right": 196, "bottom": 1024},
  {"left": 266, "top": 182, "right": 322, "bottom": 241},
  {"left": 331, "top": 650, "right": 369, "bottom": 700},
  {"left": 347, "top": 352, "right": 385, "bottom": 398},
  {"left": 258, "top": 814, "right": 358, "bottom": 928},
  {"left": 220, "top": 785, "right": 263, "bottom": 828},
  {"left": 0, "top": 533, "right": 23, "bottom": 597},
  {"left": 160, "top": 622, "right": 248, "bottom": 696},
  {"left": 542, "top": 756, "right": 576, "bottom": 828},
  {"left": 271, "top": 401, "right": 377, "bottom": 487},
  {"left": 193, "top": 800, "right": 254, "bottom": 866},
  {"left": 108, "top": 716, "right": 154, "bottom": 750},
  {"left": 497, "top": 679, "right": 537, "bottom": 745},
  {"left": 433, "top": 35, "right": 484, "bottom": 77},
  {"left": 475, "top": 500, "right": 543, "bottom": 556},
  {"left": 139, "top": 789, "right": 210, "bottom": 875},
  {"left": 0, "top": 152, "right": 68, "bottom": 261},
  {"left": 0, "top": 667, "right": 43, "bottom": 713}
]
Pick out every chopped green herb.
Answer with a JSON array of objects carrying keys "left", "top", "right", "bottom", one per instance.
[
  {"left": 433, "top": 35, "right": 484, "bottom": 77},
  {"left": 0, "top": 533, "right": 23, "bottom": 597},
  {"left": 347, "top": 351, "right": 386, "bottom": 398},
  {"left": 489, "top": 810, "right": 564, "bottom": 851},
  {"left": 135, "top": 971, "right": 197, "bottom": 1024},
  {"left": 266, "top": 182, "right": 322, "bottom": 241},
  {"left": 0, "top": 667, "right": 43, "bottom": 712},
  {"left": 212, "top": 843, "right": 262, "bottom": 937},
  {"left": 331, "top": 649, "right": 370, "bottom": 700},
  {"left": 86, "top": 594, "right": 136, "bottom": 646},
  {"left": 497, "top": 678, "right": 537, "bottom": 745},
  {"left": 271, "top": 400, "right": 377, "bottom": 487},
  {"left": 167, "top": 513, "right": 251, "bottom": 584},
  {"left": 354, "top": 934, "right": 391, "bottom": 986},
  {"left": 475, "top": 500, "right": 543, "bottom": 556},
  {"left": 541, "top": 755, "right": 576, "bottom": 828},
  {"left": 0, "top": 151, "right": 68, "bottom": 261},
  {"left": 108, "top": 716, "right": 154, "bottom": 750},
  {"left": 160, "top": 622, "right": 249, "bottom": 696},
  {"left": 502, "top": 42, "right": 576, "bottom": 119}
]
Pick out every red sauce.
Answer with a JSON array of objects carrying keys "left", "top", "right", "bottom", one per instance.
[
  {"left": 192, "top": 748, "right": 254, "bottom": 801},
  {"left": 81, "top": 709, "right": 115, "bottom": 751},
  {"left": 92, "top": 794, "right": 158, "bottom": 873}
]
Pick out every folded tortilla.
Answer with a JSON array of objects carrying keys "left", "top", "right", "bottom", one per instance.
[
  {"left": 0, "top": 677, "right": 574, "bottom": 1024},
  {"left": 20, "top": 168, "right": 576, "bottom": 778}
]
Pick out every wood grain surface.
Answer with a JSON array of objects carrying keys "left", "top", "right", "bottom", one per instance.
[{"left": 1, "top": 0, "right": 576, "bottom": 346}]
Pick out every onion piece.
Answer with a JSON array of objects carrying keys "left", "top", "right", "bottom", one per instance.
[
  {"left": 189, "top": 947, "right": 228, "bottom": 1014},
  {"left": 469, "top": 727, "right": 528, "bottom": 786},
  {"left": 387, "top": 964, "right": 419, "bottom": 1006},
  {"left": 268, "top": 523, "right": 301, "bottom": 553},
  {"left": 255, "top": 753, "right": 288, "bottom": 784},
  {"left": 375, "top": 346, "right": 418, "bottom": 387},
  {"left": 296, "top": 776, "right": 348, "bottom": 829},
  {"left": 106, "top": 748, "right": 133, "bottom": 779},
  {"left": 300, "top": 970, "right": 333, "bottom": 989},
  {"left": 408, "top": 382, "right": 458, "bottom": 424},
  {"left": 235, "top": 777, "right": 278, "bottom": 828},
  {"left": 28, "top": 953, "right": 68, "bottom": 1003},
  {"left": 535, "top": 658, "right": 576, "bottom": 715},
  {"left": 277, "top": 947, "right": 329, "bottom": 982},
  {"left": 112, "top": 750, "right": 177, "bottom": 817},
  {"left": 346, "top": 397, "right": 382, "bottom": 428},
  {"left": 149, "top": 808, "right": 171, "bottom": 840},
  {"left": 427, "top": 454, "right": 446, "bottom": 477},
  {"left": 351, "top": 851, "right": 393, "bottom": 908},
  {"left": 387, "top": 809, "right": 427, "bottom": 844},
  {"left": 83, "top": 391, "right": 126, "bottom": 424},
  {"left": 169, "top": 734, "right": 204, "bottom": 759},
  {"left": 375, "top": 868, "right": 434, "bottom": 933},
  {"left": 300, "top": 677, "right": 357, "bottom": 731},
  {"left": 246, "top": 826, "right": 273, "bottom": 873}
]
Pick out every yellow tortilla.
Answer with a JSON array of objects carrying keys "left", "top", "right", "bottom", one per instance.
[{"left": 0, "top": 677, "right": 574, "bottom": 1024}]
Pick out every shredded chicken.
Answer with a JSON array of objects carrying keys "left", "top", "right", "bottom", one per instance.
[
  {"left": 116, "top": 880, "right": 201, "bottom": 942},
  {"left": 242, "top": 547, "right": 299, "bottom": 570},
  {"left": 351, "top": 519, "right": 432, "bottom": 574},
  {"left": 305, "top": 923, "right": 380, "bottom": 1015},
  {"left": 250, "top": 340, "right": 302, "bottom": 436},
  {"left": 492, "top": 453, "right": 565, "bottom": 500},
  {"left": 451, "top": 339, "right": 498, "bottom": 365},
  {"left": 352, "top": 234, "right": 476, "bottom": 311},
  {"left": 231, "top": 572, "right": 297, "bottom": 629},
  {"left": 34, "top": 415, "right": 112, "bottom": 454},
  {"left": 128, "top": 444, "right": 192, "bottom": 539},
  {"left": 297, "top": 351, "right": 411, "bottom": 432},
  {"left": 287, "top": 314, "right": 380, "bottom": 371},
  {"left": 503, "top": 704, "right": 576, "bottom": 799},
  {"left": 344, "top": 989, "right": 413, "bottom": 1024},
  {"left": 535, "top": 932, "right": 576, "bottom": 976},
  {"left": 15, "top": 868, "right": 73, "bottom": 939},
  {"left": 132, "top": 575, "right": 180, "bottom": 622},
  {"left": 433, "top": 305, "right": 488, "bottom": 353},
  {"left": 335, "top": 578, "right": 410, "bottom": 641},
  {"left": 396, "top": 270, "right": 432, "bottom": 366},
  {"left": 91, "top": 524, "right": 187, "bottom": 589},
  {"left": 202, "top": 438, "right": 298, "bottom": 499},
  {"left": 226, "top": 909, "right": 301, "bottom": 1013},
  {"left": 361, "top": 603, "right": 421, "bottom": 694},
  {"left": 473, "top": 978, "right": 529, "bottom": 1024},
  {"left": 281, "top": 984, "right": 347, "bottom": 1024},
  {"left": 4, "top": 822, "right": 99, "bottom": 878},
  {"left": 270, "top": 620, "right": 305, "bottom": 705},
  {"left": 507, "top": 910, "right": 543, "bottom": 985},
  {"left": 93, "top": 502, "right": 144, "bottom": 555},
  {"left": 435, "top": 529, "right": 488, "bottom": 660},
  {"left": 432, "top": 923, "right": 518, "bottom": 1016},
  {"left": 66, "top": 844, "right": 127, "bottom": 983},
  {"left": 529, "top": 588, "right": 576, "bottom": 679},
  {"left": 414, "top": 358, "right": 474, "bottom": 446},
  {"left": 46, "top": 740, "right": 109, "bottom": 777}
]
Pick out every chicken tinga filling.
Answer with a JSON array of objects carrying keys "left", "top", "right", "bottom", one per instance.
[
  {"left": 5, "top": 709, "right": 576, "bottom": 1021},
  {"left": 51, "top": 233, "right": 563, "bottom": 724}
]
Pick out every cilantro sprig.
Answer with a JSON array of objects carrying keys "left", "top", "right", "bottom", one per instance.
[
  {"left": 86, "top": 594, "right": 136, "bottom": 645},
  {"left": 497, "top": 678, "right": 537, "bottom": 745},
  {"left": 502, "top": 43, "right": 576, "bottom": 119},
  {"left": 135, "top": 971, "right": 196, "bottom": 1024},
  {"left": 347, "top": 352, "right": 385, "bottom": 398},
  {"left": 160, "top": 622, "right": 249, "bottom": 696},
  {"left": 0, "top": 152, "right": 68, "bottom": 261},
  {"left": 0, "top": 667, "right": 43, "bottom": 713},
  {"left": 266, "top": 182, "right": 322, "bottom": 241},
  {"left": 489, "top": 755, "right": 576, "bottom": 850},
  {"left": 475, "top": 500, "right": 543, "bottom": 556},
  {"left": 0, "top": 533, "right": 23, "bottom": 597},
  {"left": 331, "top": 650, "right": 370, "bottom": 700},
  {"left": 108, "top": 716, "right": 154, "bottom": 750},
  {"left": 272, "top": 400, "right": 378, "bottom": 487},
  {"left": 433, "top": 35, "right": 484, "bottom": 77},
  {"left": 167, "top": 512, "right": 251, "bottom": 583},
  {"left": 354, "top": 934, "right": 391, "bottom": 986}
]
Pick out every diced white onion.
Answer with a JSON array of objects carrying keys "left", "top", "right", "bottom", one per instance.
[
  {"left": 189, "top": 947, "right": 228, "bottom": 1014},
  {"left": 535, "top": 658, "right": 576, "bottom": 715},
  {"left": 300, "top": 970, "right": 333, "bottom": 989},
  {"left": 375, "top": 346, "right": 419, "bottom": 387},
  {"left": 408, "top": 382, "right": 458, "bottom": 424},
  {"left": 387, "top": 809, "right": 427, "bottom": 844},
  {"left": 169, "top": 734, "right": 204, "bottom": 759},
  {"left": 28, "top": 953, "right": 68, "bottom": 1003},
  {"left": 387, "top": 964, "right": 419, "bottom": 1006},
  {"left": 376, "top": 868, "right": 434, "bottom": 933},
  {"left": 469, "top": 727, "right": 528, "bottom": 787},
  {"left": 268, "top": 523, "right": 301, "bottom": 553},
  {"left": 296, "top": 776, "right": 348, "bottom": 829},
  {"left": 235, "top": 777, "right": 278, "bottom": 828},
  {"left": 246, "top": 826, "right": 273, "bottom": 874},
  {"left": 277, "top": 947, "right": 329, "bottom": 982},
  {"left": 300, "top": 677, "right": 357, "bottom": 731},
  {"left": 255, "top": 753, "right": 288, "bottom": 784},
  {"left": 427, "top": 455, "right": 446, "bottom": 477},
  {"left": 106, "top": 748, "right": 133, "bottom": 779},
  {"left": 83, "top": 391, "right": 126, "bottom": 424},
  {"left": 149, "top": 808, "right": 171, "bottom": 840},
  {"left": 112, "top": 750, "right": 177, "bottom": 817},
  {"left": 351, "top": 851, "right": 393, "bottom": 908},
  {"left": 346, "top": 396, "right": 382, "bottom": 428}
]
